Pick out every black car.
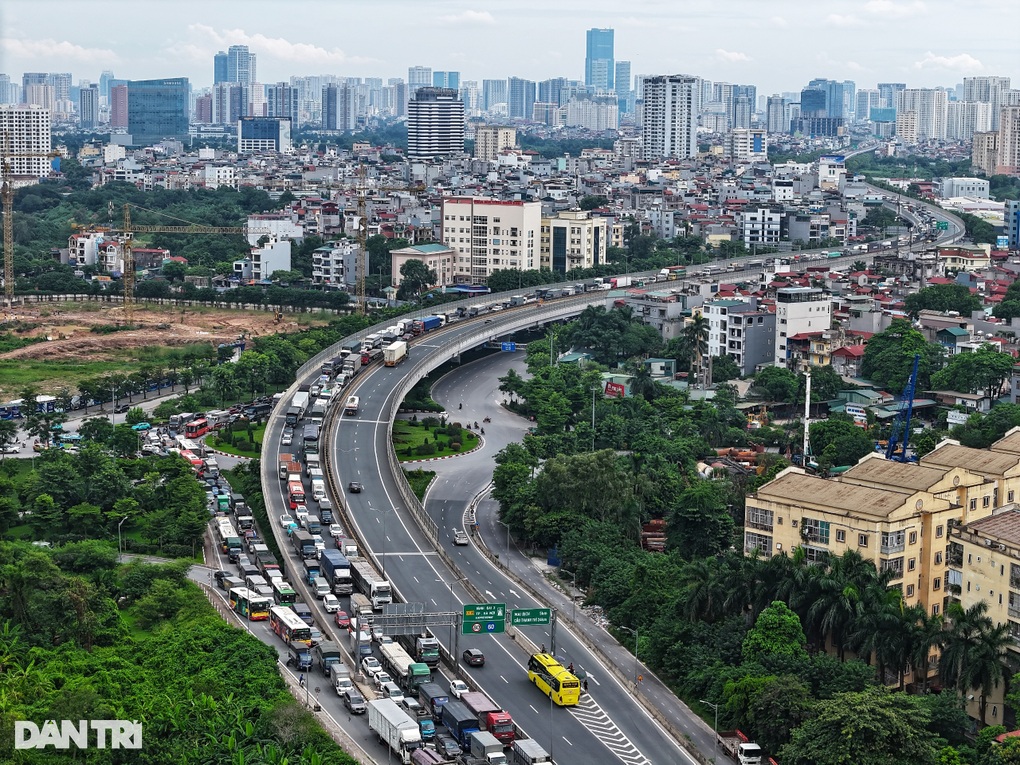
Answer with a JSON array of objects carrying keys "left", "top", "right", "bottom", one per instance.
[
  {"left": 342, "top": 690, "right": 366, "bottom": 714},
  {"left": 114, "top": 404, "right": 130, "bottom": 414},
  {"left": 462, "top": 648, "right": 485, "bottom": 667},
  {"left": 212, "top": 570, "right": 230, "bottom": 584},
  {"left": 348, "top": 482, "right": 363, "bottom": 493},
  {"left": 434, "top": 732, "right": 462, "bottom": 759}
]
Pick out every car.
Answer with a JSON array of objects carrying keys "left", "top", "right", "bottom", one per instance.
[
  {"left": 322, "top": 594, "right": 340, "bottom": 613},
  {"left": 434, "top": 732, "right": 463, "bottom": 760},
  {"left": 0, "top": 444, "right": 19, "bottom": 454},
  {"left": 212, "top": 570, "right": 230, "bottom": 584},
  {"left": 378, "top": 635, "right": 393, "bottom": 645},
  {"left": 400, "top": 696, "right": 424, "bottom": 716},
  {"left": 329, "top": 523, "right": 344, "bottom": 539},
  {"left": 348, "top": 481, "right": 363, "bottom": 493},
  {"left": 309, "top": 626, "right": 323, "bottom": 646},
  {"left": 381, "top": 681, "right": 404, "bottom": 703},
  {"left": 342, "top": 689, "right": 366, "bottom": 714},
  {"left": 373, "top": 671, "right": 393, "bottom": 691},
  {"left": 361, "top": 656, "right": 382, "bottom": 677},
  {"left": 449, "top": 679, "right": 468, "bottom": 699},
  {"left": 131, "top": 422, "right": 152, "bottom": 431},
  {"left": 452, "top": 528, "right": 469, "bottom": 546},
  {"left": 334, "top": 610, "right": 351, "bottom": 629},
  {"left": 113, "top": 404, "right": 130, "bottom": 414},
  {"left": 372, "top": 625, "right": 386, "bottom": 643},
  {"left": 295, "top": 506, "right": 309, "bottom": 525},
  {"left": 462, "top": 648, "right": 485, "bottom": 667},
  {"left": 278, "top": 513, "right": 295, "bottom": 529},
  {"left": 281, "top": 432, "right": 293, "bottom": 446},
  {"left": 312, "top": 534, "right": 326, "bottom": 553}
]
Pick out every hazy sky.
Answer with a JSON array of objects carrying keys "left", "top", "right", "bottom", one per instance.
[{"left": 2, "top": 0, "right": 1017, "bottom": 94}]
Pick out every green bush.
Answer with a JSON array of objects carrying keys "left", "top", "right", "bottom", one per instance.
[
  {"left": 415, "top": 442, "right": 437, "bottom": 456},
  {"left": 234, "top": 438, "right": 252, "bottom": 452},
  {"left": 422, "top": 416, "right": 441, "bottom": 428},
  {"left": 450, "top": 441, "right": 461, "bottom": 451}
]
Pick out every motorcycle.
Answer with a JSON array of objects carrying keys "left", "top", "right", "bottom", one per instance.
[{"left": 482, "top": 417, "right": 491, "bottom": 423}]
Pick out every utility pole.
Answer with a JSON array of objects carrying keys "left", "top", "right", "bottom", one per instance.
[{"left": 802, "top": 368, "right": 812, "bottom": 466}]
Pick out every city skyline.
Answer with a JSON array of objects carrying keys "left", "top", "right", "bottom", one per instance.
[{"left": 2, "top": 0, "right": 1017, "bottom": 94}]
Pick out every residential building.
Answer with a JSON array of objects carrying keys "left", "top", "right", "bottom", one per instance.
[
  {"left": 856, "top": 88, "right": 880, "bottom": 122},
  {"left": 0, "top": 75, "right": 17, "bottom": 106},
  {"left": 585, "top": 28, "right": 615, "bottom": 90},
  {"left": 390, "top": 242, "right": 455, "bottom": 288},
  {"left": 946, "top": 101, "right": 992, "bottom": 141},
  {"left": 482, "top": 79, "right": 508, "bottom": 112},
  {"left": 78, "top": 84, "right": 98, "bottom": 129},
  {"left": 194, "top": 95, "right": 212, "bottom": 124},
  {"left": 406, "top": 87, "right": 464, "bottom": 159},
  {"left": 474, "top": 126, "right": 517, "bottom": 162},
  {"left": 110, "top": 85, "right": 128, "bottom": 129},
  {"left": 972, "top": 131, "right": 999, "bottom": 175},
  {"left": 237, "top": 117, "right": 292, "bottom": 154},
  {"left": 212, "top": 83, "right": 248, "bottom": 125},
  {"left": 234, "top": 238, "right": 291, "bottom": 282},
  {"left": 23, "top": 83, "right": 54, "bottom": 113},
  {"left": 127, "top": 78, "right": 189, "bottom": 146},
  {"left": 775, "top": 287, "right": 832, "bottom": 367},
  {"left": 245, "top": 214, "right": 302, "bottom": 247},
  {"left": 878, "top": 82, "right": 906, "bottom": 111},
  {"left": 265, "top": 82, "right": 298, "bottom": 125},
  {"left": 311, "top": 239, "right": 358, "bottom": 288},
  {"left": 432, "top": 71, "right": 460, "bottom": 90},
  {"left": 563, "top": 95, "right": 618, "bottom": 131},
  {"left": 507, "top": 77, "right": 536, "bottom": 120},
  {"left": 440, "top": 197, "right": 541, "bottom": 284},
  {"left": 0, "top": 105, "right": 51, "bottom": 180},
  {"left": 322, "top": 83, "right": 356, "bottom": 131},
  {"left": 1007, "top": 200, "right": 1020, "bottom": 250},
  {"left": 640, "top": 74, "right": 698, "bottom": 161},
  {"left": 997, "top": 106, "right": 1020, "bottom": 175},
  {"left": 817, "top": 155, "right": 847, "bottom": 191},
  {"left": 963, "top": 76, "right": 1011, "bottom": 129},
  {"left": 704, "top": 297, "right": 777, "bottom": 376},
  {"left": 225, "top": 45, "right": 257, "bottom": 87},
  {"left": 67, "top": 232, "right": 106, "bottom": 268},
  {"left": 738, "top": 206, "right": 783, "bottom": 248},
  {"left": 408, "top": 66, "right": 432, "bottom": 93},
  {"left": 615, "top": 61, "right": 633, "bottom": 113},
  {"left": 896, "top": 88, "right": 948, "bottom": 142},
  {"left": 539, "top": 209, "right": 608, "bottom": 272},
  {"left": 766, "top": 95, "right": 788, "bottom": 134},
  {"left": 727, "top": 128, "right": 767, "bottom": 162},
  {"left": 616, "top": 290, "right": 702, "bottom": 342}
]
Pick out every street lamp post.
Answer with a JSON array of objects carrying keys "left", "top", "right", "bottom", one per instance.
[
  {"left": 117, "top": 516, "right": 129, "bottom": 556},
  {"left": 560, "top": 568, "right": 578, "bottom": 623},
  {"left": 447, "top": 576, "right": 468, "bottom": 668},
  {"left": 700, "top": 699, "right": 720, "bottom": 751},
  {"left": 618, "top": 625, "right": 639, "bottom": 687},
  {"left": 497, "top": 519, "right": 511, "bottom": 558},
  {"left": 590, "top": 384, "right": 600, "bottom": 452}
]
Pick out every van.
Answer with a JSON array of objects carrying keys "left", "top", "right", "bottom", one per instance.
[
  {"left": 291, "top": 601, "right": 314, "bottom": 625},
  {"left": 245, "top": 574, "right": 268, "bottom": 590},
  {"left": 313, "top": 576, "right": 331, "bottom": 598},
  {"left": 382, "top": 681, "right": 404, "bottom": 704}
]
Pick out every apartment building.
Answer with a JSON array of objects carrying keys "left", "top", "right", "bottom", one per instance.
[
  {"left": 0, "top": 105, "right": 51, "bottom": 180},
  {"left": 640, "top": 74, "right": 698, "bottom": 161},
  {"left": 539, "top": 209, "right": 607, "bottom": 272},
  {"left": 775, "top": 287, "right": 832, "bottom": 367},
  {"left": 234, "top": 239, "right": 291, "bottom": 283},
  {"left": 704, "top": 297, "right": 776, "bottom": 376},
  {"left": 474, "top": 126, "right": 517, "bottom": 162},
  {"left": 311, "top": 239, "right": 358, "bottom": 288},
  {"left": 440, "top": 197, "right": 541, "bottom": 284},
  {"left": 390, "top": 242, "right": 455, "bottom": 288},
  {"left": 738, "top": 206, "right": 783, "bottom": 248}
]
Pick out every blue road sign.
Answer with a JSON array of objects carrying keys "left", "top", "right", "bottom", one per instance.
[{"left": 500, "top": 342, "right": 517, "bottom": 352}]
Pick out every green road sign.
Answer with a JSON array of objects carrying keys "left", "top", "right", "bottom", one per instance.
[
  {"left": 463, "top": 603, "right": 506, "bottom": 635},
  {"left": 510, "top": 608, "right": 551, "bottom": 626},
  {"left": 937, "top": 221, "right": 949, "bottom": 231}
]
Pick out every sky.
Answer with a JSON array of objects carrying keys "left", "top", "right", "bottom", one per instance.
[{"left": 2, "top": 0, "right": 1017, "bottom": 95}]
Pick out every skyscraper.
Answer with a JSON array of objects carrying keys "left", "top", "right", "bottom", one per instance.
[
  {"left": 640, "top": 74, "right": 698, "bottom": 160},
  {"left": 766, "top": 95, "right": 788, "bottom": 133},
  {"left": 0, "top": 75, "right": 16, "bottom": 106},
  {"left": 127, "top": 78, "right": 190, "bottom": 145},
  {"left": 482, "top": 79, "right": 508, "bottom": 112},
  {"left": 800, "top": 86, "right": 827, "bottom": 117},
  {"left": 227, "top": 45, "right": 257, "bottom": 86},
  {"left": 538, "top": 78, "right": 567, "bottom": 106},
  {"left": 856, "top": 89, "right": 880, "bottom": 122},
  {"left": 433, "top": 71, "right": 460, "bottom": 90},
  {"left": 322, "top": 83, "right": 357, "bottom": 131},
  {"left": 110, "top": 84, "right": 128, "bottom": 128},
  {"left": 615, "top": 61, "right": 632, "bottom": 113},
  {"left": 877, "top": 83, "right": 906, "bottom": 110},
  {"left": 896, "top": 88, "right": 948, "bottom": 142},
  {"left": 996, "top": 106, "right": 1020, "bottom": 175},
  {"left": 265, "top": 83, "right": 299, "bottom": 125},
  {"left": 585, "top": 28, "right": 614, "bottom": 90},
  {"left": 963, "top": 76, "right": 1011, "bottom": 129},
  {"left": 99, "top": 70, "right": 115, "bottom": 101},
  {"left": 79, "top": 84, "right": 98, "bottom": 129},
  {"left": 407, "top": 87, "right": 464, "bottom": 159},
  {"left": 507, "top": 78, "right": 536, "bottom": 120},
  {"left": 0, "top": 105, "right": 51, "bottom": 180},
  {"left": 214, "top": 52, "right": 228, "bottom": 84},
  {"left": 408, "top": 66, "right": 432, "bottom": 93}
]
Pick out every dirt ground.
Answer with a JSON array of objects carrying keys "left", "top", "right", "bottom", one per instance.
[{"left": 0, "top": 302, "right": 320, "bottom": 363}]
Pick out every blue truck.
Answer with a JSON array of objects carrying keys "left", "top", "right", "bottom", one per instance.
[
  {"left": 319, "top": 549, "right": 353, "bottom": 595},
  {"left": 441, "top": 699, "right": 479, "bottom": 750},
  {"left": 302, "top": 558, "right": 321, "bottom": 586}
]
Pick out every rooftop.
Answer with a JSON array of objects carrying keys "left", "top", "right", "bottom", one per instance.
[
  {"left": 840, "top": 455, "right": 959, "bottom": 493},
  {"left": 921, "top": 442, "right": 1020, "bottom": 477},
  {"left": 966, "top": 510, "right": 1020, "bottom": 547},
  {"left": 757, "top": 470, "right": 916, "bottom": 519}
]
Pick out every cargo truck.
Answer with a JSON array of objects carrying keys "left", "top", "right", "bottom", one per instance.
[
  {"left": 398, "top": 632, "right": 441, "bottom": 668},
  {"left": 291, "top": 530, "right": 317, "bottom": 560},
  {"left": 509, "top": 739, "right": 552, "bottom": 765},
  {"left": 309, "top": 399, "right": 327, "bottom": 425},
  {"left": 319, "top": 549, "right": 353, "bottom": 595},
  {"left": 441, "top": 700, "right": 480, "bottom": 750},
  {"left": 368, "top": 698, "right": 423, "bottom": 765},
  {"left": 285, "top": 406, "right": 301, "bottom": 428},
  {"left": 302, "top": 558, "right": 321, "bottom": 586},
  {"left": 344, "top": 396, "right": 359, "bottom": 416},
  {"left": 418, "top": 682, "right": 449, "bottom": 722},
  {"left": 384, "top": 341, "right": 408, "bottom": 367},
  {"left": 351, "top": 559, "right": 392, "bottom": 609},
  {"left": 350, "top": 593, "right": 374, "bottom": 620},
  {"left": 718, "top": 730, "right": 763, "bottom": 765},
  {"left": 610, "top": 275, "right": 633, "bottom": 288},
  {"left": 337, "top": 537, "right": 359, "bottom": 559},
  {"left": 314, "top": 640, "right": 343, "bottom": 678},
  {"left": 278, "top": 453, "right": 295, "bottom": 480},
  {"left": 470, "top": 731, "right": 507, "bottom": 765},
  {"left": 349, "top": 619, "right": 373, "bottom": 657},
  {"left": 341, "top": 355, "right": 362, "bottom": 377},
  {"left": 461, "top": 692, "right": 514, "bottom": 745},
  {"left": 413, "top": 315, "right": 443, "bottom": 334}
]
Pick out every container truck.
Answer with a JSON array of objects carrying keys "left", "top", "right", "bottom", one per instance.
[
  {"left": 319, "top": 550, "right": 353, "bottom": 595},
  {"left": 398, "top": 632, "right": 441, "bottom": 668},
  {"left": 470, "top": 731, "right": 507, "bottom": 765},
  {"left": 442, "top": 700, "right": 480, "bottom": 750},
  {"left": 510, "top": 739, "right": 552, "bottom": 765},
  {"left": 610, "top": 275, "right": 633, "bottom": 288},
  {"left": 384, "top": 341, "right": 408, "bottom": 367},
  {"left": 302, "top": 558, "right": 321, "bottom": 586},
  {"left": 351, "top": 559, "right": 392, "bottom": 609},
  {"left": 341, "top": 355, "right": 362, "bottom": 377},
  {"left": 418, "top": 682, "right": 449, "bottom": 722},
  {"left": 314, "top": 640, "right": 343, "bottom": 678},
  {"left": 368, "top": 698, "right": 423, "bottom": 765},
  {"left": 718, "top": 730, "right": 763, "bottom": 765},
  {"left": 461, "top": 692, "right": 514, "bottom": 745},
  {"left": 291, "top": 530, "right": 317, "bottom": 560},
  {"left": 414, "top": 315, "right": 443, "bottom": 333}
]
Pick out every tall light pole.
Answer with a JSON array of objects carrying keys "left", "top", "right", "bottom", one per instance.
[
  {"left": 590, "top": 384, "right": 600, "bottom": 452},
  {"left": 117, "top": 516, "right": 129, "bottom": 556},
  {"left": 700, "top": 699, "right": 720, "bottom": 751},
  {"left": 560, "top": 568, "right": 578, "bottom": 623},
  {"left": 497, "top": 519, "right": 511, "bottom": 558},
  {"left": 446, "top": 576, "right": 468, "bottom": 667},
  {"left": 618, "top": 625, "right": 639, "bottom": 687}
]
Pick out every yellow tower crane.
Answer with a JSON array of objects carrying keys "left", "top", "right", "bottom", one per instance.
[{"left": 1, "top": 135, "right": 61, "bottom": 309}]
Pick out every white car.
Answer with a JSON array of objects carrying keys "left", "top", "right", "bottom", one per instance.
[
  {"left": 295, "top": 506, "right": 309, "bottom": 525},
  {"left": 312, "top": 534, "right": 326, "bottom": 553},
  {"left": 322, "top": 594, "right": 341, "bottom": 613},
  {"left": 278, "top": 513, "right": 295, "bottom": 529},
  {"left": 378, "top": 635, "right": 393, "bottom": 645},
  {"left": 372, "top": 625, "right": 386, "bottom": 643},
  {"left": 329, "top": 523, "right": 344, "bottom": 539},
  {"left": 449, "top": 679, "right": 469, "bottom": 699},
  {"left": 334, "top": 675, "right": 354, "bottom": 696},
  {"left": 373, "top": 671, "right": 393, "bottom": 691},
  {"left": 452, "top": 528, "right": 469, "bottom": 546},
  {"left": 281, "top": 432, "right": 293, "bottom": 446},
  {"left": 361, "top": 656, "right": 382, "bottom": 677},
  {"left": 1, "top": 444, "right": 20, "bottom": 454}
]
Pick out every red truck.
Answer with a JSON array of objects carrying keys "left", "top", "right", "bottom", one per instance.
[{"left": 460, "top": 691, "right": 514, "bottom": 745}]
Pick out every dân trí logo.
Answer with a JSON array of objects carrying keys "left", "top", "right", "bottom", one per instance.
[{"left": 14, "top": 720, "right": 142, "bottom": 750}]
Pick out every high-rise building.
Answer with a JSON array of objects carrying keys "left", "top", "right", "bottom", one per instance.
[
  {"left": 538, "top": 78, "right": 568, "bottom": 106},
  {"left": 640, "top": 74, "right": 698, "bottom": 160},
  {"left": 79, "top": 84, "right": 99, "bottom": 129},
  {"left": 766, "top": 95, "right": 788, "bottom": 133},
  {"left": 408, "top": 66, "right": 432, "bottom": 93},
  {"left": 321, "top": 83, "right": 357, "bottom": 131},
  {"left": 212, "top": 83, "right": 249, "bottom": 125},
  {"left": 110, "top": 84, "right": 128, "bottom": 128},
  {"left": 997, "top": 106, "right": 1020, "bottom": 175},
  {"left": 727, "top": 128, "right": 768, "bottom": 162},
  {"left": 99, "top": 70, "right": 115, "bottom": 101},
  {"left": 540, "top": 209, "right": 607, "bottom": 272},
  {"left": 806, "top": 79, "right": 853, "bottom": 119},
  {"left": 214, "top": 51, "right": 228, "bottom": 84},
  {"left": 407, "top": 87, "right": 464, "bottom": 159},
  {"left": 459, "top": 81, "right": 480, "bottom": 115},
  {"left": 432, "top": 71, "right": 460, "bottom": 90},
  {"left": 731, "top": 84, "right": 756, "bottom": 129},
  {"left": 195, "top": 94, "right": 213, "bottom": 124},
  {"left": 441, "top": 197, "right": 541, "bottom": 283},
  {"left": 0, "top": 75, "right": 14, "bottom": 106},
  {"left": 775, "top": 287, "right": 832, "bottom": 367},
  {"left": 265, "top": 82, "right": 298, "bottom": 125},
  {"left": 482, "top": 79, "right": 508, "bottom": 111},
  {"left": 127, "top": 77, "right": 190, "bottom": 146},
  {"left": 963, "top": 76, "right": 1011, "bottom": 129},
  {"left": 474, "top": 126, "right": 517, "bottom": 162},
  {"left": 972, "top": 131, "right": 999, "bottom": 176},
  {"left": 896, "top": 88, "right": 948, "bottom": 142},
  {"left": 585, "top": 28, "right": 614, "bottom": 90},
  {"left": 856, "top": 89, "right": 880, "bottom": 122},
  {"left": 507, "top": 77, "right": 536, "bottom": 120},
  {"left": 227, "top": 45, "right": 257, "bottom": 87},
  {"left": 0, "top": 105, "right": 52, "bottom": 178},
  {"left": 946, "top": 101, "right": 992, "bottom": 141},
  {"left": 615, "top": 61, "right": 632, "bottom": 113},
  {"left": 878, "top": 82, "right": 906, "bottom": 110},
  {"left": 237, "top": 116, "right": 292, "bottom": 154},
  {"left": 800, "top": 86, "right": 827, "bottom": 117}
]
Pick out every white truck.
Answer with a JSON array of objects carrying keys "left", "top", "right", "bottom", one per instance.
[
  {"left": 470, "top": 731, "right": 508, "bottom": 765},
  {"left": 384, "top": 341, "right": 408, "bottom": 367},
  {"left": 510, "top": 739, "right": 552, "bottom": 765},
  {"left": 368, "top": 698, "right": 423, "bottom": 764},
  {"left": 351, "top": 559, "right": 392, "bottom": 610}
]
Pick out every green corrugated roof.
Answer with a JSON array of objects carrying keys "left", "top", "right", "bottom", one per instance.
[{"left": 938, "top": 326, "right": 969, "bottom": 337}]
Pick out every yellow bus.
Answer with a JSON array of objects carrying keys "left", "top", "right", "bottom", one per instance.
[{"left": 527, "top": 653, "right": 581, "bottom": 706}]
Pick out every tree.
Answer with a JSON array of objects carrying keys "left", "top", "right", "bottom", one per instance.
[
  {"left": 780, "top": 687, "right": 938, "bottom": 765},
  {"left": 860, "top": 319, "right": 943, "bottom": 391},
  {"left": 125, "top": 406, "right": 146, "bottom": 426},
  {"left": 234, "top": 350, "right": 271, "bottom": 399},
  {"left": 746, "top": 675, "right": 815, "bottom": 755},
  {"left": 711, "top": 354, "right": 741, "bottom": 383},
  {"left": 109, "top": 424, "right": 140, "bottom": 458},
  {"left": 0, "top": 420, "right": 17, "bottom": 454},
  {"left": 940, "top": 601, "right": 1011, "bottom": 724},
  {"left": 685, "top": 314, "right": 709, "bottom": 386},
  {"left": 742, "top": 601, "right": 808, "bottom": 664},
  {"left": 398, "top": 259, "right": 437, "bottom": 300},
  {"left": 161, "top": 260, "right": 186, "bottom": 282},
  {"left": 667, "top": 481, "right": 734, "bottom": 559},
  {"left": 627, "top": 363, "right": 659, "bottom": 401},
  {"left": 752, "top": 366, "right": 799, "bottom": 403},
  {"left": 904, "top": 284, "right": 982, "bottom": 318},
  {"left": 578, "top": 195, "right": 608, "bottom": 210},
  {"left": 809, "top": 416, "right": 874, "bottom": 469},
  {"left": 930, "top": 344, "right": 1015, "bottom": 398}
]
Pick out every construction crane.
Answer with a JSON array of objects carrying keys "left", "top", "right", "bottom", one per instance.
[
  {"left": 75, "top": 203, "right": 266, "bottom": 320},
  {"left": 1, "top": 133, "right": 61, "bottom": 309},
  {"left": 886, "top": 353, "right": 920, "bottom": 462}
]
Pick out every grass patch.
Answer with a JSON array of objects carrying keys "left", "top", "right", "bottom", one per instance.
[
  {"left": 393, "top": 418, "right": 478, "bottom": 461},
  {"left": 0, "top": 458, "right": 35, "bottom": 479},
  {"left": 209, "top": 423, "right": 266, "bottom": 458},
  {"left": 0, "top": 359, "right": 134, "bottom": 394},
  {"left": 403, "top": 468, "right": 436, "bottom": 501}
]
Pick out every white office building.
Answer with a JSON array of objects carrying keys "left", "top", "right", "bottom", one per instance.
[
  {"left": 640, "top": 74, "right": 698, "bottom": 160},
  {"left": 739, "top": 207, "right": 783, "bottom": 248},
  {"left": 0, "top": 105, "right": 51, "bottom": 181},
  {"left": 775, "top": 287, "right": 832, "bottom": 368},
  {"left": 441, "top": 197, "right": 541, "bottom": 284}
]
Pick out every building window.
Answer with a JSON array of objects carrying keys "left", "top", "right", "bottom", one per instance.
[
  {"left": 859, "top": 534, "right": 869, "bottom": 547},
  {"left": 908, "top": 558, "right": 916, "bottom": 571},
  {"left": 881, "top": 530, "right": 905, "bottom": 554},
  {"left": 906, "top": 584, "right": 915, "bottom": 597},
  {"left": 936, "top": 525, "right": 944, "bottom": 538},
  {"left": 881, "top": 557, "right": 904, "bottom": 579},
  {"left": 935, "top": 551, "right": 943, "bottom": 565},
  {"left": 744, "top": 531, "right": 772, "bottom": 555},
  {"left": 909, "top": 531, "right": 917, "bottom": 545},
  {"left": 747, "top": 506, "right": 774, "bottom": 531},
  {"left": 984, "top": 496, "right": 991, "bottom": 508},
  {"left": 933, "top": 604, "right": 940, "bottom": 615},
  {"left": 933, "top": 577, "right": 942, "bottom": 591},
  {"left": 802, "top": 518, "right": 830, "bottom": 544},
  {"left": 836, "top": 529, "right": 846, "bottom": 543},
  {"left": 970, "top": 498, "right": 977, "bottom": 511}
]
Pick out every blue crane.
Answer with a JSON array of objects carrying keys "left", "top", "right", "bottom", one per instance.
[{"left": 885, "top": 353, "right": 920, "bottom": 462}]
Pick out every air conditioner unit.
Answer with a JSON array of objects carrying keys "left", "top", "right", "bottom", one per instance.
[
  {"left": 999, "top": 544, "right": 1007, "bottom": 551},
  {"left": 776, "top": 543, "right": 783, "bottom": 551},
  {"left": 985, "top": 539, "right": 994, "bottom": 547}
]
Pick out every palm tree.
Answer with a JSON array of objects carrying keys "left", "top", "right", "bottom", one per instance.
[
  {"left": 627, "top": 362, "right": 658, "bottom": 401},
  {"left": 678, "top": 557, "right": 727, "bottom": 622},
  {"left": 906, "top": 607, "right": 944, "bottom": 693},
  {"left": 941, "top": 601, "right": 1011, "bottom": 723},
  {"left": 684, "top": 314, "right": 709, "bottom": 388}
]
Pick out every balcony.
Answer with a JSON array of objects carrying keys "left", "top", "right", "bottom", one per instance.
[{"left": 880, "top": 541, "right": 905, "bottom": 555}]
